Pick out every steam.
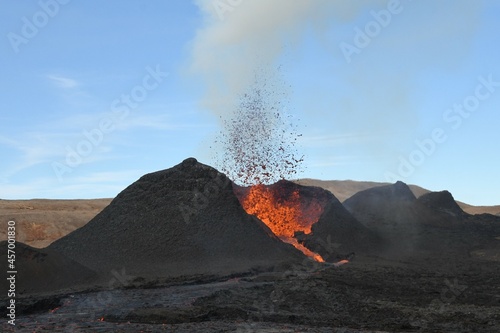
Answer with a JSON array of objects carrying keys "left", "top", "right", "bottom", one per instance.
[
  {"left": 190, "top": 0, "right": 385, "bottom": 116},
  {"left": 191, "top": 0, "right": 482, "bottom": 177}
]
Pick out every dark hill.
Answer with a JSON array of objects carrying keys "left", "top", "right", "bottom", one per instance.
[
  {"left": 0, "top": 241, "right": 98, "bottom": 296},
  {"left": 343, "top": 182, "right": 500, "bottom": 262},
  {"left": 291, "top": 182, "right": 381, "bottom": 261},
  {"left": 343, "top": 182, "right": 422, "bottom": 258},
  {"left": 417, "top": 190, "right": 466, "bottom": 217},
  {"left": 344, "top": 180, "right": 416, "bottom": 205},
  {"left": 49, "top": 158, "right": 304, "bottom": 278},
  {"left": 294, "top": 179, "right": 427, "bottom": 202}
]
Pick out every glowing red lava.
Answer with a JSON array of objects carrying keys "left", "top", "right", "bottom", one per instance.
[{"left": 239, "top": 184, "right": 325, "bottom": 262}]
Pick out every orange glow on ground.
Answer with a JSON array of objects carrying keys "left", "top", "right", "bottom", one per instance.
[{"left": 333, "top": 259, "right": 349, "bottom": 267}]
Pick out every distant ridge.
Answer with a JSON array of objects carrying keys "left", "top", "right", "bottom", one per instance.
[
  {"left": 342, "top": 181, "right": 500, "bottom": 261},
  {"left": 295, "top": 178, "right": 499, "bottom": 215}
]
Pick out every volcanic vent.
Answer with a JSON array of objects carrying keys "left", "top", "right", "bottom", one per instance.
[
  {"left": 234, "top": 180, "right": 378, "bottom": 262},
  {"left": 234, "top": 181, "right": 327, "bottom": 262},
  {"left": 210, "top": 74, "right": 376, "bottom": 262}
]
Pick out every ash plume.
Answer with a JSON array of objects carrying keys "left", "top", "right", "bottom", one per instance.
[
  {"left": 190, "top": 0, "right": 481, "bottom": 179},
  {"left": 190, "top": 0, "right": 384, "bottom": 116},
  {"left": 190, "top": 0, "right": 383, "bottom": 183}
]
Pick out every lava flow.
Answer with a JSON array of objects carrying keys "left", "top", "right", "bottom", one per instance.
[{"left": 238, "top": 184, "right": 325, "bottom": 262}]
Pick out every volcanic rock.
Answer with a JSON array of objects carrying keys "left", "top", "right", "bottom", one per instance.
[
  {"left": 417, "top": 190, "right": 466, "bottom": 217},
  {"left": 304, "top": 191, "right": 381, "bottom": 261},
  {"left": 344, "top": 181, "right": 500, "bottom": 261},
  {"left": 344, "top": 181, "right": 420, "bottom": 231},
  {"left": 344, "top": 181, "right": 452, "bottom": 259},
  {"left": 0, "top": 241, "right": 98, "bottom": 295},
  {"left": 49, "top": 158, "right": 304, "bottom": 278},
  {"left": 345, "top": 180, "right": 416, "bottom": 205}
]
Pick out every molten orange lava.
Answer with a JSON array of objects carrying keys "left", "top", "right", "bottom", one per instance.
[{"left": 240, "top": 184, "right": 325, "bottom": 262}]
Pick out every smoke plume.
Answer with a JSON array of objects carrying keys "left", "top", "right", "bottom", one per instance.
[
  {"left": 190, "top": 0, "right": 386, "bottom": 116},
  {"left": 191, "top": 0, "right": 482, "bottom": 180}
]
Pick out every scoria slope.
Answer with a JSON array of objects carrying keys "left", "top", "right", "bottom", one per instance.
[{"left": 49, "top": 158, "right": 304, "bottom": 278}]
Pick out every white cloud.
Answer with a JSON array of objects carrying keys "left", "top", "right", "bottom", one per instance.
[
  {"left": 191, "top": 0, "right": 387, "bottom": 116},
  {"left": 0, "top": 133, "right": 65, "bottom": 179},
  {"left": 0, "top": 135, "right": 18, "bottom": 147},
  {"left": 47, "top": 74, "right": 79, "bottom": 89}
]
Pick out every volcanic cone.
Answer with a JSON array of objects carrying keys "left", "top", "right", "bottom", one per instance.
[{"left": 49, "top": 158, "right": 304, "bottom": 278}]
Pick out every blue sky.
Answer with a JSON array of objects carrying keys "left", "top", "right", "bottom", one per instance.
[{"left": 1, "top": 0, "right": 499, "bottom": 206}]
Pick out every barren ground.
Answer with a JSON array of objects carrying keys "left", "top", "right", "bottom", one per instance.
[
  {"left": 2, "top": 256, "right": 499, "bottom": 332},
  {"left": 0, "top": 199, "right": 111, "bottom": 248}
]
